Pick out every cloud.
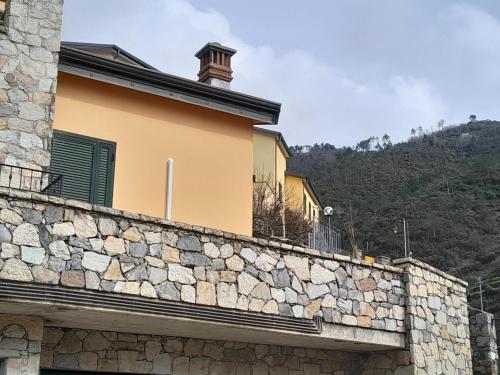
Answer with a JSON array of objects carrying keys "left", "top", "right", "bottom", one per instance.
[
  {"left": 447, "top": 3, "right": 500, "bottom": 83},
  {"left": 61, "top": 0, "right": 500, "bottom": 146}
]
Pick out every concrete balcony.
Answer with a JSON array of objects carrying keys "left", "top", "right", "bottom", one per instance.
[{"left": 0, "top": 188, "right": 474, "bottom": 374}]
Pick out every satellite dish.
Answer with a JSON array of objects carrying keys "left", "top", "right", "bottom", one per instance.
[{"left": 324, "top": 206, "right": 334, "bottom": 216}]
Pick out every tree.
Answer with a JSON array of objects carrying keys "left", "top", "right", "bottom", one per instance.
[
  {"left": 253, "top": 174, "right": 312, "bottom": 244},
  {"left": 382, "top": 134, "right": 392, "bottom": 149},
  {"left": 356, "top": 136, "right": 375, "bottom": 152},
  {"left": 438, "top": 120, "right": 445, "bottom": 131}
]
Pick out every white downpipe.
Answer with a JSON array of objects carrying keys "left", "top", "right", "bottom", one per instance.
[{"left": 165, "top": 158, "right": 174, "bottom": 221}]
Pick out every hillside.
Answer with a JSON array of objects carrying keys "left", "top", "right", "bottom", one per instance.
[{"left": 288, "top": 120, "right": 500, "bottom": 321}]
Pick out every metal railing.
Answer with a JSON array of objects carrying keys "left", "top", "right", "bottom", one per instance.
[
  {"left": 0, "top": 164, "right": 63, "bottom": 196},
  {"left": 308, "top": 220, "right": 344, "bottom": 254}
]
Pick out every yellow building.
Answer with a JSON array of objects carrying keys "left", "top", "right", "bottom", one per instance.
[
  {"left": 252, "top": 128, "right": 323, "bottom": 232},
  {"left": 253, "top": 128, "right": 291, "bottom": 194},
  {"left": 51, "top": 42, "right": 281, "bottom": 236},
  {"left": 285, "top": 173, "right": 322, "bottom": 222}
]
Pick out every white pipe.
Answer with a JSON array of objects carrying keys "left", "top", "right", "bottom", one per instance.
[{"left": 165, "top": 158, "right": 174, "bottom": 221}]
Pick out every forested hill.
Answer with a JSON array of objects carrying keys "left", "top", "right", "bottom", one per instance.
[{"left": 288, "top": 120, "right": 500, "bottom": 317}]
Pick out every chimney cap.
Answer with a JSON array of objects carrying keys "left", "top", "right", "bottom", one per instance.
[{"left": 195, "top": 42, "right": 237, "bottom": 58}]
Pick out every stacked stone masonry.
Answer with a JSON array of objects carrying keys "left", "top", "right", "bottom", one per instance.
[
  {"left": 0, "top": 0, "right": 64, "bottom": 169},
  {"left": 0, "top": 190, "right": 478, "bottom": 374},
  {"left": 0, "top": 191, "right": 406, "bottom": 331},
  {"left": 41, "top": 327, "right": 410, "bottom": 375},
  {"left": 470, "top": 311, "right": 498, "bottom": 375},
  {"left": 0, "top": 315, "right": 43, "bottom": 375},
  {"left": 394, "top": 259, "right": 473, "bottom": 374}
]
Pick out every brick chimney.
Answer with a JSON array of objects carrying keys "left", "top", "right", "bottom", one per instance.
[{"left": 195, "top": 42, "right": 236, "bottom": 89}]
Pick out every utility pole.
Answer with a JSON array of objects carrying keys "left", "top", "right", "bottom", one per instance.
[
  {"left": 406, "top": 220, "right": 412, "bottom": 257},
  {"left": 403, "top": 218, "right": 407, "bottom": 258},
  {"left": 479, "top": 277, "right": 484, "bottom": 311}
]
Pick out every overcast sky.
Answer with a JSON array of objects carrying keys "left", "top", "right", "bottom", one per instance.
[{"left": 61, "top": 0, "right": 500, "bottom": 147}]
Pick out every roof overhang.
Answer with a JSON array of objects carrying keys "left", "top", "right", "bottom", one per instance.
[
  {"left": 61, "top": 41, "right": 158, "bottom": 70},
  {"left": 58, "top": 47, "right": 281, "bottom": 125}
]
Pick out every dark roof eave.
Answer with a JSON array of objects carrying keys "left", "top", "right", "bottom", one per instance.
[
  {"left": 58, "top": 47, "right": 281, "bottom": 125},
  {"left": 61, "top": 41, "right": 158, "bottom": 70}
]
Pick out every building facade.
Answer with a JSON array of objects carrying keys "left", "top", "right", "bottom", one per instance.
[{"left": 0, "top": 2, "right": 496, "bottom": 375}]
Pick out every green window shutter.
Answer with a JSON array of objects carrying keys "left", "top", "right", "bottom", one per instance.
[
  {"left": 51, "top": 131, "right": 115, "bottom": 206},
  {"left": 93, "top": 141, "right": 115, "bottom": 206}
]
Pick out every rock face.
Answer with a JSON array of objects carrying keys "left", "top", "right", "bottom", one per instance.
[{"left": 0, "top": 0, "right": 64, "bottom": 169}]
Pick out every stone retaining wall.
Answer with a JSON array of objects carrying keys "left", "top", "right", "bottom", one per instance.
[
  {"left": 40, "top": 327, "right": 411, "bottom": 375},
  {"left": 0, "top": 0, "right": 64, "bottom": 169},
  {"left": 0, "top": 314, "right": 43, "bottom": 375},
  {"left": 394, "top": 259, "right": 473, "bottom": 374},
  {"left": 0, "top": 190, "right": 406, "bottom": 332},
  {"left": 470, "top": 311, "right": 498, "bottom": 375}
]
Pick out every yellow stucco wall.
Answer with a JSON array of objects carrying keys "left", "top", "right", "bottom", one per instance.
[
  {"left": 304, "top": 184, "right": 321, "bottom": 221},
  {"left": 253, "top": 132, "right": 275, "bottom": 184},
  {"left": 252, "top": 131, "right": 287, "bottom": 187},
  {"left": 53, "top": 73, "right": 254, "bottom": 236},
  {"left": 285, "top": 175, "right": 304, "bottom": 213},
  {"left": 275, "top": 143, "right": 287, "bottom": 190},
  {"left": 285, "top": 175, "right": 320, "bottom": 221}
]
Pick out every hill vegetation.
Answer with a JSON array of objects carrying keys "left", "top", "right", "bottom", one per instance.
[{"left": 288, "top": 120, "right": 500, "bottom": 324}]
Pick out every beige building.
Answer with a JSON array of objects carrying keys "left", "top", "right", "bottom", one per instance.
[{"left": 49, "top": 42, "right": 281, "bottom": 237}]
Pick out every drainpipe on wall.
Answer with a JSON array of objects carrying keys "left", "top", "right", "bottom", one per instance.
[{"left": 165, "top": 158, "right": 174, "bottom": 221}]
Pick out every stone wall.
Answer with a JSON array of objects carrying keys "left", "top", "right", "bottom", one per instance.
[
  {"left": 40, "top": 327, "right": 414, "bottom": 375},
  {"left": 394, "top": 258, "right": 473, "bottom": 374},
  {"left": 0, "top": 190, "right": 406, "bottom": 332},
  {"left": 0, "top": 0, "right": 64, "bottom": 169},
  {"left": 0, "top": 314, "right": 43, "bottom": 375},
  {"left": 470, "top": 311, "right": 498, "bottom": 375}
]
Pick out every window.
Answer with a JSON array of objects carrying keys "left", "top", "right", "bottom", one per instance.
[
  {"left": 303, "top": 194, "right": 307, "bottom": 215},
  {"left": 50, "top": 131, "right": 116, "bottom": 206},
  {"left": 308, "top": 202, "right": 312, "bottom": 220}
]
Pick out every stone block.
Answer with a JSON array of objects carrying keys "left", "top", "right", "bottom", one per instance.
[
  {"left": 177, "top": 235, "right": 201, "bottom": 252},
  {"left": 73, "top": 213, "right": 98, "bottom": 238},
  {"left": 0, "top": 258, "right": 33, "bottom": 281},
  {"left": 20, "top": 245, "right": 45, "bottom": 264},
  {"left": 82, "top": 252, "right": 111, "bottom": 273},
  {"left": 60, "top": 270, "right": 85, "bottom": 288}
]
